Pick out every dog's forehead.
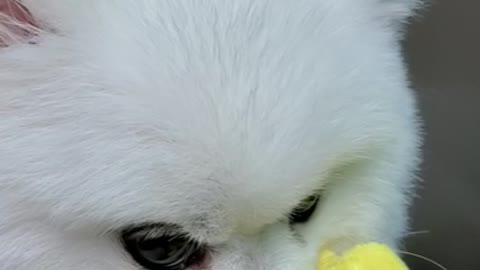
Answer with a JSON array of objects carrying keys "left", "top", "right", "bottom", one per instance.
[{"left": 143, "top": 140, "right": 329, "bottom": 239}]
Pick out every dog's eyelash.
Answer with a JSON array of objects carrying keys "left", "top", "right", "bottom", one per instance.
[
  {"left": 289, "top": 193, "right": 321, "bottom": 224},
  {"left": 122, "top": 223, "right": 184, "bottom": 240}
]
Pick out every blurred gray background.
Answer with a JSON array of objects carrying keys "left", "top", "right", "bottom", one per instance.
[{"left": 403, "top": 0, "right": 479, "bottom": 269}]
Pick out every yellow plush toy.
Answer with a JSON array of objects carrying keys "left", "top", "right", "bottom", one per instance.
[{"left": 318, "top": 243, "right": 409, "bottom": 270}]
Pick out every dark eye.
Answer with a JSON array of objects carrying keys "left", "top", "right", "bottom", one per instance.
[
  {"left": 121, "top": 224, "right": 207, "bottom": 270},
  {"left": 289, "top": 194, "right": 320, "bottom": 224}
]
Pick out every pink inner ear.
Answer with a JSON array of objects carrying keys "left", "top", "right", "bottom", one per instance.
[{"left": 0, "top": 0, "right": 38, "bottom": 47}]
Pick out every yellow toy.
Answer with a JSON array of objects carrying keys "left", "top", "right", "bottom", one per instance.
[{"left": 318, "top": 243, "right": 409, "bottom": 270}]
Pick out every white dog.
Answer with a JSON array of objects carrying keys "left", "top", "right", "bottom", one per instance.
[{"left": 0, "top": 1, "right": 422, "bottom": 269}]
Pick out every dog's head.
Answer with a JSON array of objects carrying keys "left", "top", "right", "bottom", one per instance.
[{"left": 0, "top": 1, "right": 421, "bottom": 269}]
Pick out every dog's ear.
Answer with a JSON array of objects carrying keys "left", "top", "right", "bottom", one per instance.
[{"left": 0, "top": 0, "right": 38, "bottom": 47}]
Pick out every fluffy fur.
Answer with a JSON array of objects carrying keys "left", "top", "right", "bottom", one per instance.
[{"left": 0, "top": 1, "right": 422, "bottom": 269}]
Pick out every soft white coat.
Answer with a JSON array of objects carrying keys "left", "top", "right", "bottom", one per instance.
[{"left": 0, "top": 1, "right": 422, "bottom": 269}]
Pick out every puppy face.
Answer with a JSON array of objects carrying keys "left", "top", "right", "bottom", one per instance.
[{"left": 0, "top": 1, "right": 421, "bottom": 269}]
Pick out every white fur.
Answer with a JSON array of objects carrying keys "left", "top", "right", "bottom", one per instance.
[{"left": 0, "top": 1, "right": 422, "bottom": 269}]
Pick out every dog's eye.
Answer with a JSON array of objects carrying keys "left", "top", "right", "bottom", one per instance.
[
  {"left": 121, "top": 225, "right": 207, "bottom": 270},
  {"left": 289, "top": 194, "right": 320, "bottom": 224}
]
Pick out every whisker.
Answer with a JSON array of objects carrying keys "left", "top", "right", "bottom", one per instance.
[
  {"left": 415, "top": 175, "right": 425, "bottom": 182},
  {"left": 399, "top": 251, "right": 447, "bottom": 270},
  {"left": 405, "top": 230, "right": 431, "bottom": 237}
]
